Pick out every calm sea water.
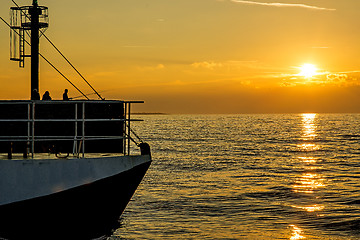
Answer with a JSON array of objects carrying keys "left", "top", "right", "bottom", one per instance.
[{"left": 111, "top": 114, "right": 360, "bottom": 240}]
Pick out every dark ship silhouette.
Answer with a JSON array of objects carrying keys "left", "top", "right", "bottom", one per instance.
[{"left": 0, "top": 1, "right": 152, "bottom": 239}]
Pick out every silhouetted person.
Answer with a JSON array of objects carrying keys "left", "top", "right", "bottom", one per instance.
[
  {"left": 32, "top": 89, "right": 40, "bottom": 100},
  {"left": 42, "top": 91, "right": 52, "bottom": 100},
  {"left": 63, "top": 89, "right": 70, "bottom": 100}
]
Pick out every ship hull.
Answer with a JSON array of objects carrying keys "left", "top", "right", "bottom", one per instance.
[{"left": 0, "top": 155, "right": 151, "bottom": 240}]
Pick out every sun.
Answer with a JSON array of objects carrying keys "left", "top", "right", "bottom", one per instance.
[{"left": 299, "top": 63, "right": 318, "bottom": 78}]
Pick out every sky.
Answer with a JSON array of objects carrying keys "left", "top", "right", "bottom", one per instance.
[{"left": 1, "top": 0, "right": 360, "bottom": 113}]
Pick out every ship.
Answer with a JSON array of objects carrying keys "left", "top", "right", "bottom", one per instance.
[{"left": 0, "top": 1, "right": 151, "bottom": 239}]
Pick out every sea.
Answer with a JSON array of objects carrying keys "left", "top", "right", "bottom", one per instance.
[{"left": 110, "top": 114, "right": 360, "bottom": 240}]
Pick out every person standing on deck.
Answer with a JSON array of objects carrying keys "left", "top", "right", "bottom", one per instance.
[
  {"left": 32, "top": 89, "right": 40, "bottom": 100},
  {"left": 42, "top": 91, "right": 52, "bottom": 100},
  {"left": 63, "top": 89, "right": 70, "bottom": 100}
]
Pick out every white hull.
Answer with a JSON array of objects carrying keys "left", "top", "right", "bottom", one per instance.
[
  {"left": 0, "top": 154, "right": 151, "bottom": 206},
  {"left": 0, "top": 154, "right": 152, "bottom": 239}
]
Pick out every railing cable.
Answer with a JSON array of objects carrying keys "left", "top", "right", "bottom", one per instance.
[{"left": 41, "top": 34, "right": 104, "bottom": 100}]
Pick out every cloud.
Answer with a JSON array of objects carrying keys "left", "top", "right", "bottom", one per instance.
[
  {"left": 325, "top": 71, "right": 360, "bottom": 86},
  {"left": 279, "top": 70, "right": 360, "bottom": 88},
  {"left": 191, "top": 60, "right": 261, "bottom": 70},
  {"left": 231, "top": 0, "right": 336, "bottom": 11},
  {"left": 137, "top": 64, "right": 165, "bottom": 71},
  {"left": 191, "top": 61, "right": 223, "bottom": 70},
  {"left": 311, "top": 46, "right": 331, "bottom": 49},
  {"left": 326, "top": 73, "right": 348, "bottom": 83}
]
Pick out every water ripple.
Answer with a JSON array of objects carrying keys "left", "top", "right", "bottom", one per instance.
[{"left": 114, "top": 114, "right": 360, "bottom": 240}]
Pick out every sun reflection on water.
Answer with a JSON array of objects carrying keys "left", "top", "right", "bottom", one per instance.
[
  {"left": 298, "top": 143, "right": 320, "bottom": 152},
  {"left": 297, "top": 156, "right": 316, "bottom": 163},
  {"left": 291, "top": 204, "right": 325, "bottom": 212},
  {"left": 293, "top": 114, "right": 325, "bottom": 193},
  {"left": 300, "top": 113, "right": 317, "bottom": 139},
  {"left": 290, "top": 225, "right": 306, "bottom": 240},
  {"left": 297, "top": 114, "right": 319, "bottom": 152},
  {"left": 293, "top": 172, "right": 325, "bottom": 193},
  {"left": 289, "top": 114, "right": 326, "bottom": 238}
]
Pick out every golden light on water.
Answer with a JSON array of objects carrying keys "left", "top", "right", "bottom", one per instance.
[
  {"left": 291, "top": 204, "right": 325, "bottom": 212},
  {"left": 289, "top": 113, "right": 326, "bottom": 239},
  {"left": 293, "top": 173, "right": 325, "bottom": 193},
  {"left": 289, "top": 225, "right": 305, "bottom": 240},
  {"left": 302, "top": 113, "right": 317, "bottom": 119},
  {"left": 302, "top": 114, "right": 316, "bottom": 133},
  {"left": 301, "top": 113, "right": 317, "bottom": 139},
  {"left": 298, "top": 113, "right": 318, "bottom": 151},
  {"left": 297, "top": 156, "right": 317, "bottom": 163},
  {"left": 294, "top": 114, "right": 326, "bottom": 194},
  {"left": 298, "top": 143, "right": 320, "bottom": 152}
]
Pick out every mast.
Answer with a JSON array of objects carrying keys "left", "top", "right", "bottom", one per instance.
[
  {"left": 9, "top": 1, "right": 99, "bottom": 100},
  {"left": 30, "top": 0, "right": 40, "bottom": 98},
  {"left": 9, "top": 0, "right": 48, "bottom": 99}
]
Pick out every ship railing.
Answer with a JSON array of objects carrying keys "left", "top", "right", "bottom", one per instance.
[{"left": 0, "top": 100, "right": 143, "bottom": 159}]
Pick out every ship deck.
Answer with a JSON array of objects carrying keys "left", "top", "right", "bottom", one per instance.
[
  {"left": 0, "top": 100, "right": 144, "bottom": 157},
  {"left": 0, "top": 152, "right": 140, "bottom": 161}
]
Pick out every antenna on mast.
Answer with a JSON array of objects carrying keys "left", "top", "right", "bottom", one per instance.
[{"left": 10, "top": 0, "right": 49, "bottom": 99}]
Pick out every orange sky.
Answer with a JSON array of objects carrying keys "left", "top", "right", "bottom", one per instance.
[{"left": 1, "top": 0, "right": 360, "bottom": 113}]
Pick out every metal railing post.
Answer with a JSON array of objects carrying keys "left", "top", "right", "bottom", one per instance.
[
  {"left": 128, "top": 103, "right": 131, "bottom": 155},
  {"left": 26, "top": 102, "right": 30, "bottom": 158},
  {"left": 82, "top": 102, "right": 85, "bottom": 158},
  {"left": 73, "top": 103, "right": 78, "bottom": 156},
  {"left": 31, "top": 102, "right": 35, "bottom": 158},
  {"left": 123, "top": 102, "right": 127, "bottom": 155}
]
